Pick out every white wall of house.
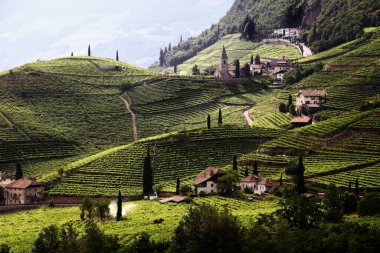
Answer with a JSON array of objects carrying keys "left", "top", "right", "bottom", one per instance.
[
  {"left": 277, "top": 73, "right": 285, "bottom": 80},
  {"left": 0, "top": 178, "right": 14, "bottom": 188},
  {"left": 5, "top": 187, "right": 44, "bottom": 205},
  {"left": 296, "top": 95, "right": 322, "bottom": 107},
  {"left": 196, "top": 181, "right": 218, "bottom": 195},
  {"left": 240, "top": 182, "right": 258, "bottom": 191}
]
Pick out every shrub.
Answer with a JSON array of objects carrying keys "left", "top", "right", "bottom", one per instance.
[
  {"left": 119, "top": 82, "right": 133, "bottom": 93},
  {"left": 180, "top": 185, "right": 193, "bottom": 196},
  {"left": 0, "top": 244, "right": 10, "bottom": 253},
  {"left": 153, "top": 218, "right": 164, "bottom": 224},
  {"left": 48, "top": 199, "right": 55, "bottom": 208},
  {"left": 279, "top": 103, "right": 287, "bottom": 113},
  {"left": 343, "top": 192, "right": 358, "bottom": 213},
  {"left": 358, "top": 193, "right": 380, "bottom": 216}
]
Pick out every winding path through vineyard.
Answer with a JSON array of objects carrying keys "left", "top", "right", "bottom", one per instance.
[
  {"left": 243, "top": 108, "right": 254, "bottom": 126},
  {"left": 120, "top": 95, "right": 138, "bottom": 142}
]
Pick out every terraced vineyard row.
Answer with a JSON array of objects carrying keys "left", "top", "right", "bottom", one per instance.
[
  {"left": 49, "top": 127, "right": 280, "bottom": 196},
  {"left": 309, "top": 163, "right": 380, "bottom": 189},
  {"left": 252, "top": 112, "right": 292, "bottom": 129}
]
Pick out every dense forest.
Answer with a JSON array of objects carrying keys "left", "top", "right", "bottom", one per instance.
[{"left": 157, "top": 0, "right": 380, "bottom": 68}]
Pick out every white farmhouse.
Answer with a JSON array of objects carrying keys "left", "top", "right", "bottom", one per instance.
[
  {"left": 296, "top": 90, "right": 327, "bottom": 110},
  {"left": 240, "top": 174, "right": 279, "bottom": 195},
  {"left": 273, "top": 28, "right": 304, "bottom": 40},
  {"left": 193, "top": 167, "right": 226, "bottom": 195},
  {"left": 267, "top": 57, "right": 295, "bottom": 75}
]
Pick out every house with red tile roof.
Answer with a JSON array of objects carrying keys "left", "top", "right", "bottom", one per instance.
[
  {"left": 4, "top": 179, "right": 44, "bottom": 205},
  {"left": 193, "top": 167, "right": 226, "bottom": 195},
  {"left": 240, "top": 174, "right": 279, "bottom": 195}
]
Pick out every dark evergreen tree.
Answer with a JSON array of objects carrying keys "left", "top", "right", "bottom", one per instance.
[
  {"left": 235, "top": 60, "right": 240, "bottom": 78},
  {"left": 280, "top": 173, "right": 283, "bottom": 186},
  {"left": 279, "top": 103, "right": 287, "bottom": 113},
  {"left": 295, "top": 156, "right": 306, "bottom": 194},
  {"left": 288, "top": 95, "right": 293, "bottom": 107},
  {"left": 180, "top": 35, "right": 183, "bottom": 43},
  {"left": 15, "top": 163, "right": 23, "bottom": 180},
  {"left": 174, "top": 64, "right": 177, "bottom": 74},
  {"left": 250, "top": 55, "right": 254, "bottom": 64},
  {"left": 207, "top": 114, "right": 211, "bottom": 129},
  {"left": 232, "top": 155, "right": 238, "bottom": 171},
  {"left": 243, "top": 63, "right": 251, "bottom": 77},
  {"left": 348, "top": 181, "right": 352, "bottom": 192},
  {"left": 253, "top": 161, "right": 258, "bottom": 176},
  {"left": 254, "top": 54, "right": 260, "bottom": 64},
  {"left": 71, "top": 52, "right": 73, "bottom": 57},
  {"left": 176, "top": 177, "right": 180, "bottom": 195},
  {"left": 218, "top": 108, "right": 222, "bottom": 126},
  {"left": 116, "top": 190, "right": 122, "bottom": 221},
  {"left": 164, "top": 47, "right": 168, "bottom": 56},
  {"left": 192, "top": 65, "right": 200, "bottom": 75},
  {"left": 355, "top": 179, "right": 359, "bottom": 196},
  {"left": 143, "top": 146, "right": 153, "bottom": 195},
  {"left": 239, "top": 15, "right": 250, "bottom": 33},
  {"left": 116, "top": 50, "right": 119, "bottom": 61},
  {"left": 242, "top": 17, "right": 256, "bottom": 41},
  {"left": 88, "top": 44, "right": 91, "bottom": 57},
  {"left": 159, "top": 49, "right": 164, "bottom": 67},
  {"left": 244, "top": 167, "right": 249, "bottom": 177},
  {"left": 168, "top": 43, "right": 172, "bottom": 51}
]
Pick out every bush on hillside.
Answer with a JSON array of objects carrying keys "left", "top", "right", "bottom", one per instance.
[{"left": 358, "top": 192, "right": 380, "bottom": 216}]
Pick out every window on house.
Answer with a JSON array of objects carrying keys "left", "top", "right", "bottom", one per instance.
[
  {"left": 211, "top": 183, "right": 214, "bottom": 187},
  {"left": 211, "top": 190, "right": 214, "bottom": 193}
]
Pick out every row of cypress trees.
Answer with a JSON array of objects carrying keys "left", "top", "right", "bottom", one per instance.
[{"left": 70, "top": 45, "right": 120, "bottom": 61}]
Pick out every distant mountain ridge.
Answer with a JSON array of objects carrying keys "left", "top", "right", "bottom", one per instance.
[{"left": 159, "top": 0, "right": 379, "bottom": 68}]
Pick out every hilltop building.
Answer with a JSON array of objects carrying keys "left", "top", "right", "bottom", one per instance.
[
  {"left": 273, "top": 28, "right": 304, "bottom": 41},
  {"left": 193, "top": 167, "right": 226, "bottom": 195},
  {"left": 4, "top": 179, "right": 45, "bottom": 205}
]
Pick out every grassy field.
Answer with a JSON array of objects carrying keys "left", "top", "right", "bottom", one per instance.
[
  {"left": 0, "top": 196, "right": 279, "bottom": 252},
  {"left": 167, "top": 34, "right": 302, "bottom": 75}
]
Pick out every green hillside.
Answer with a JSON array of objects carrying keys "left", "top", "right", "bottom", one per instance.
[{"left": 168, "top": 34, "right": 302, "bottom": 75}]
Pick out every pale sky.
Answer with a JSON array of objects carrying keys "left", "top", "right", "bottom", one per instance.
[{"left": 0, "top": 0, "right": 234, "bottom": 71}]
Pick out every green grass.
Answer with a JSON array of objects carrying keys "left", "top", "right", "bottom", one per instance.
[{"left": 0, "top": 197, "right": 279, "bottom": 252}]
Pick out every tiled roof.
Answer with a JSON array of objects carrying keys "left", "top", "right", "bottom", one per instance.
[
  {"left": 291, "top": 117, "right": 312, "bottom": 124},
  {"left": 240, "top": 174, "right": 261, "bottom": 183},
  {"left": 298, "top": 90, "right": 327, "bottom": 97},
  {"left": 6, "top": 179, "right": 44, "bottom": 189},
  {"left": 193, "top": 167, "right": 225, "bottom": 185},
  {"left": 259, "top": 178, "right": 279, "bottom": 187},
  {"left": 159, "top": 195, "right": 187, "bottom": 204}
]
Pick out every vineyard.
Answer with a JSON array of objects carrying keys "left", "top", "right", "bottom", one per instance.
[
  {"left": 49, "top": 126, "right": 282, "bottom": 196},
  {"left": 167, "top": 34, "right": 301, "bottom": 75}
]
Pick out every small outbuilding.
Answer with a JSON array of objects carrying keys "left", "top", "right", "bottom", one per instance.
[{"left": 291, "top": 116, "right": 312, "bottom": 127}]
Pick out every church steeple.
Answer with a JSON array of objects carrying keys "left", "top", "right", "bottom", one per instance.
[
  {"left": 221, "top": 45, "right": 228, "bottom": 60},
  {"left": 219, "top": 46, "right": 228, "bottom": 75}
]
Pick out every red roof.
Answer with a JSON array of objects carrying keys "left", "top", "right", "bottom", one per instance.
[
  {"left": 291, "top": 116, "right": 312, "bottom": 124},
  {"left": 297, "top": 90, "right": 327, "bottom": 97},
  {"left": 268, "top": 57, "right": 294, "bottom": 67},
  {"left": 241, "top": 174, "right": 261, "bottom": 183},
  {"left": 259, "top": 178, "right": 279, "bottom": 187},
  {"left": 159, "top": 195, "right": 187, "bottom": 204},
  {"left": 193, "top": 167, "right": 226, "bottom": 185},
  {"left": 6, "top": 179, "right": 44, "bottom": 189}
]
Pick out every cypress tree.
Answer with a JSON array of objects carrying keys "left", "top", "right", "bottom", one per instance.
[
  {"left": 168, "top": 43, "right": 172, "bottom": 51},
  {"left": 233, "top": 155, "right": 238, "bottom": 171},
  {"left": 116, "top": 190, "right": 122, "bottom": 221},
  {"left": 254, "top": 54, "right": 260, "bottom": 64},
  {"left": 288, "top": 95, "right": 293, "bottom": 107},
  {"left": 253, "top": 161, "right": 258, "bottom": 176},
  {"left": 235, "top": 60, "right": 240, "bottom": 78},
  {"left": 207, "top": 114, "right": 211, "bottom": 129},
  {"left": 180, "top": 35, "right": 183, "bottom": 43},
  {"left": 116, "top": 50, "right": 119, "bottom": 61},
  {"left": 250, "top": 55, "right": 254, "bottom": 64},
  {"left": 88, "top": 45, "right": 91, "bottom": 57},
  {"left": 159, "top": 49, "right": 164, "bottom": 67},
  {"left": 71, "top": 52, "right": 73, "bottom": 57},
  {"left": 244, "top": 167, "right": 249, "bottom": 177},
  {"left": 280, "top": 173, "right": 283, "bottom": 186},
  {"left": 355, "top": 179, "right": 359, "bottom": 196},
  {"left": 176, "top": 177, "right": 180, "bottom": 195},
  {"left": 15, "top": 163, "right": 23, "bottom": 180},
  {"left": 218, "top": 108, "right": 222, "bottom": 126},
  {"left": 295, "top": 156, "right": 306, "bottom": 194},
  {"left": 348, "top": 181, "right": 352, "bottom": 192},
  {"left": 143, "top": 146, "right": 153, "bottom": 195}
]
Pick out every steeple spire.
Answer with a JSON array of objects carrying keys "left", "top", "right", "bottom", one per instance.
[{"left": 221, "top": 45, "right": 228, "bottom": 59}]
